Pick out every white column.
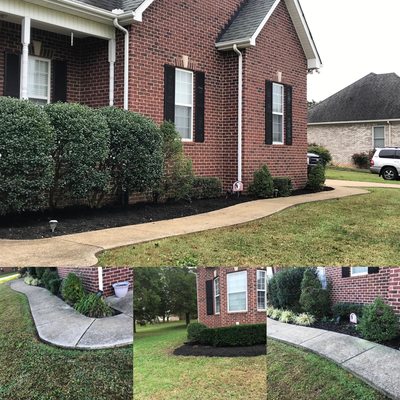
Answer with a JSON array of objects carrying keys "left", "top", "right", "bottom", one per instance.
[
  {"left": 108, "top": 39, "right": 116, "bottom": 106},
  {"left": 20, "top": 17, "right": 31, "bottom": 100},
  {"left": 98, "top": 267, "right": 104, "bottom": 292}
]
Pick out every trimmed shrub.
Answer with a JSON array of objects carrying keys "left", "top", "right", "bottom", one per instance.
[
  {"left": 167, "top": 156, "right": 195, "bottom": 201},
  {"left": 279, "top": 310, "right": 296, "bottom": 323},
  {"left": 191, "top": 177, "right": 222, "bottom": 200},
  {"left": 35, "top": 268, "right": 47, "bottom": 280},
  {"left": 308, "top": 143, "right": 332, "bottom": 166},
  {"left": 273, "top": 177, "right": 293, "bottom": 197},
  {"left": 0, "top": 98, "right": 54, "bottom": 215},
  {"left": 45, "top": 103, "right": 110, "bottom": 208},
  {"left": 307, "top": 163, "right": 325, "bottom": 192},
  {"left": 267, "top": 277, "right": 280, "bottom": 309},
  {"left": 27, "top": 268, "right": 37, "bottom": 278},
  {"left": 74, "top": 293, "right": 113, "bottom": 318},
  {"left": 270, "top": 308, "right": 283, "bottom": 320},
  {"left": 295, "top": 313, "right": 316, "bottom": 326},
  {"left": 266, "top": 306, "right": 275, "bottom": 317},
  {"left": 300, "top": 269, "right": 330, "bottom": 319},
  {"left": 48, "top": 278, "right": 62, "bottom": 295},
  {"left": 352, "top": 151, "right": 375, "bottom": 169},
  {"left": 187, "top": 322, "right": 208, "bottom": 342},
  {"left": 357, "top": 298, "right": 399, "bottom": 342},
  {"left": 61, "top": 273, "right": 85, "bottom": 306},
  {"left": 42, "top": 269, "right": 59, "bottom": 291},
  {"left": 248, "top": 165, "right": 274, "bottom": 198},
  {"left": 100, "top": 107, "right": 164, "bottom": 207},
  {"left": 198, "top": 324, "right": 266, "bottom": 347},
  {"left": 332, "top": 302, "right": 365, "bottom": 320},
  {"left": 24, "top": 275, "right": 40, "bottom": 286}
]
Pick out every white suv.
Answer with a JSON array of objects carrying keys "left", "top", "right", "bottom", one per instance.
[{"left": 370, "top": 148, "right": 400, "bottom": 180}]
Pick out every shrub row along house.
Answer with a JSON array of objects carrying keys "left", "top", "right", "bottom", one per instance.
[
  {"left": 197, "top": 267, "right": 267, "bottom": 328},
  {"left": 0, "top": 0, "right": 321, "bottom": 192},
  {"left": 308, "top": 73, "right": 400, "bottom": 166}
]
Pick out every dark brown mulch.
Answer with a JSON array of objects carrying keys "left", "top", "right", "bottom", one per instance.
[
  {"left": 173, "top": 343, "right": 266, "bottom": 357},
  {"left": 0, "top": 187, "right": 334, "bottom": 240},
  {"left": 312, "top": 321, "right": 400, "bottom": 351}
]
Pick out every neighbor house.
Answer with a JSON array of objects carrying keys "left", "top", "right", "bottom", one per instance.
[
  {"left": 57, "top": 267, "right": 133, "bottom": 297},
  {"left": 197, "top": 267, "right": 267, "bottom": 328},
  {"left": 324, "top": 267, "right": 400, "bottom": 316},
  {"left": 0, "top": 0, "right": 321, "bottom": 191},
  {"left": 308, "top": 73, "right": 400, "bottom": 166}
]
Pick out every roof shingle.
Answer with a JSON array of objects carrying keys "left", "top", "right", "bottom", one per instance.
[{"left": 71, "top": 0, "right": 147, "bottom": 12}]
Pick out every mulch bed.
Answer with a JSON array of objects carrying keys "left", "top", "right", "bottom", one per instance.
[
  {"left": 173, "top": 343, "right": 266, "bottom": 357},
  {"left": 312, "top": 321, "right": 400, "bottom": 350},
  {"left": 0, "top": 187, "right": 334, "bottom": 240}
]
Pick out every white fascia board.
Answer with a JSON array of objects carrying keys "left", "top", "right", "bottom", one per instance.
[
  {"left": 132, "top": 0, "right": 156, "bottom": 22},
  {"left": 308, "top": 119, "right": 400, "bottom": 126},
  {"left": 249, "top": 0, "right": 281, "bottom": 45}
]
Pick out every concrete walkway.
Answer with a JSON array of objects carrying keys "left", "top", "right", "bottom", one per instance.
[
  {"left": 0, "top": 184, "right": 370, "bottom": 268},
  {"left": 9, "top": 279, "right": 133, "bottom": 350},
  {"left": 268, "top": 318, "right": 400, "bottom": 400}
]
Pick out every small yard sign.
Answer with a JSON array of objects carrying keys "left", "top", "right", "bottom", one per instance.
[{"left": 350, "top": 313, "right": 358, "bottom": 324}]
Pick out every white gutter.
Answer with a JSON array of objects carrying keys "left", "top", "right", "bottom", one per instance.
[
  {"left": 308, "top": 118, "right": 400, "bottom": 126},
  {"left": 233, "top": 44, "right": 243, "bottom": 184},
  {"left": 113, "top": 18, "right": 130, "bottom": 110}
]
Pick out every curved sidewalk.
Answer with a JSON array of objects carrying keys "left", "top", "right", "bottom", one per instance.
[
  {"left": 268, "top": 318, "right": 400, "bottom": 400},
  {"left": 9, "top": 279, "right": 133, "bottom": 350},
  {"left": 0, "top": 184, "right": 370, "bottom": 267}
]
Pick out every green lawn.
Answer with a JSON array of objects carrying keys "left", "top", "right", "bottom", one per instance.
[
  {"left": 268, "top": 340, "right": 388, "bottom": 400},
  {"left": 0, "top": 283, "right": 132, "bottom": 400},
  {"left": 326, "top": 166, "right": 400, "bottom": 184},
  {"left": 134, "top": 321, "right": 266, "bottom": 400},
  {"left": 99, "top": 188, "right": 400, "bottom": 267}
]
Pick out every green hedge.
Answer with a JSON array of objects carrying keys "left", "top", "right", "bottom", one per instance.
[
  {"left": 197, "top": 324, "right": 266, "bottom": 347},
  {"left": 191, "top": 177, "right": 222, "bottom": 200},
  {"left": 248, "top": 165, "right": 274, "bottom": 198},
  {"left": 187, "top": 322, "right": 207, "bottom": 342},
  {"left": 0, "top": 98, "right": 54, "bottom": 215},
  {"left": 61, "top": 273, "right": 85, "bottom": 306},
  {"left": 332, "top": 302, "right": 365, "bottom": 319},
  {"left": 307, "top": 163, "right": 325, "bottom": 192},
  {"left": 273, "top": 177, "right": 293, "bottom": 197}
]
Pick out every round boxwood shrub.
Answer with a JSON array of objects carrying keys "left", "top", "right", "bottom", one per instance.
[
  {"left": 187, "top": 322, "right": 207, "bottom": 342},
  {"left": 248, "top": 165, "right": 274, "bottom": 198},
  {"left": 307, "top": 163, "right": 325, "bottom": 192},
  {"left": 357, "top": 298, "right": 399, "bottom": 342},
  {"left": 45, "top": 103, "right": 110, "bottom": 208},
  {"left": 273, "top": 177, "right": 293, "bottom": 197},
  {"left": 0, "top": 98, "right": 54, "bottom": 215},
  {"left": 74, "top": 293, "right": 113, "bottom": 318},
  {"left": 61, "top": 273, "right": 85, "bottom": 306},
  {"left": 191, "top": 177, "right": 222, "bottom": 200},
  {"left": 100, "top": 107, "right": 164, "bottom": 207}
]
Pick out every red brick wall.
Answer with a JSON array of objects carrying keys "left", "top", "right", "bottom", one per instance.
[
  {"left": 387, "top": 268, "right": 400, "bottom": 315},
  {"left": 57, "top": 267, "right": 133, "bottom": 297},
  {"left": 197, "top": 267, "right": 266, "bottom": 328}
]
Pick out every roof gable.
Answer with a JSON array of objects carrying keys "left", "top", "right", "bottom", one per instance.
[{"left": 308, "top": 73, "right": 400, "bottom": 124}]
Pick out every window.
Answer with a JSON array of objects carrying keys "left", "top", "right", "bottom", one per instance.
[
  {"left": 373, "top": 126, "right": 385, "bottom": 148},
  {"left": 227, "top": 271, "right": 247, "bottom": 312},
  {"left": 175, "top": 69, "right": 193, "bottom": 140},
  {"left": 351, "top": 267, "right": 368, "bottom": 277},
  {"left": 379, "top": 149, "right": 396, "bottom": 159},
  {"left": 272, "top": 83, "right": 284, "bottom": 144},
  {"left": 257, "top": 270, "right": 266, "bottom": 311},
  {"left": 28, "top": 57, "right": 51, "bottom": 104},
  {"left": 214, "top": 277, "right": 220, "bottom": 314}
]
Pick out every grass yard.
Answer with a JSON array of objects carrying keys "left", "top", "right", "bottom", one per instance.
[
  {"left": 0, "top": 284, "right": 132, "bottom": 400},
  {"left": 134, "top": 321, "right": 266, "bottom": 400},
  {"left": 326, "top": 166, "right": 400, "bottom": 184},
  {"left": 268, "top": 340, "right": 388, "bottom": 400},
  {"left": 99, "top": 188, "right": 400, "bottom": 267}
]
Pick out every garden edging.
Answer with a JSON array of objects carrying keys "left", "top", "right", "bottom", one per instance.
[
  {"left": 268, "top": 318, "right": 400, "bottom": 400},
  {"left": 9, "top": 279, "right": 133, "bottom": 350}
]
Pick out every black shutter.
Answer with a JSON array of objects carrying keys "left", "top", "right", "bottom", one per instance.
[
  {"left": 194, "top": 71, "right": 205, "bottom": 143},
  {"left": 285, "top": 84, "right": 293, "bottom": 145},
  {"left": 368, "top": 267, "right": 380, "bottom": 275},
  {"left": 53, "top": 60, "right": 67, "bottom": 103},
  {"left": 342, "top": 267, "right": 350, "bottom": 278},
  {"left": 265, "top": 80, "right": 273, "bottom": 145},
  {"left": 206, "top": 280, "right": 214, "bottom": 315},
  {"left": 4, "top": 53, "right": 20, "bottom": 98},
  {"left": 164, "top": 65, "right": 175, "bottom": 122}
]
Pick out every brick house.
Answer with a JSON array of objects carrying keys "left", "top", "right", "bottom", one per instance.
[
  {"left": 197, "top": 267, "right": 267, "bottom": 328},
  {"left": 57, "top": 267, "right": 133, "bottom": 297},
  {"left": 0, "top": 0, "right": 320, "bottom": 191},
  {"left": 308, "top": 73, "right": 400, "bottom": 166},
  {"left": 324, "top": 267, "right": 400, "bottom": 316}
]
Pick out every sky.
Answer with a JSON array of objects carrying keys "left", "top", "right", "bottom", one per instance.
[{"left": 301, "top": 0, "right": 400, "bottom": 102}]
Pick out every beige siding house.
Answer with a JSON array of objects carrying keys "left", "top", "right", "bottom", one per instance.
[{"left": 308, "top": 73, "right": 400, "bottom": 166}]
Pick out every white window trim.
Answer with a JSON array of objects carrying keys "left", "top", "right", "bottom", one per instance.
[
  {"left": 227, "top": 270, "right": 248, "bottom": 313},
  {"left": 372, "top": 125, "right": 385, "bottom": 149},
  {"left": 175, "top": 68, "right": 194, "bottom": 142},
  {"left": 272, "top": 82, "right": 284, "bottom": 145},
  {"left": 28, "top": 55, "right": 51, "bottom": 104},
  {"left": 350, "top": 267, "right": 369, "bottom": 277},
  {"left": 257, "top": 270, "right": 267, "bottom": 311},
  {"left": 214, "top": 277, "right": 220, "bottom": 315}
]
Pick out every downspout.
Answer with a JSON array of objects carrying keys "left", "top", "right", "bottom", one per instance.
[
  {"left": 113, "top": 18, "right": 130, "bottom": 110},
  {"left": 387, "top": 120, "right": 392, "bottom": 147},
  {"left": 233, "top": 44, "right": 243, "bottom": 186}
]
